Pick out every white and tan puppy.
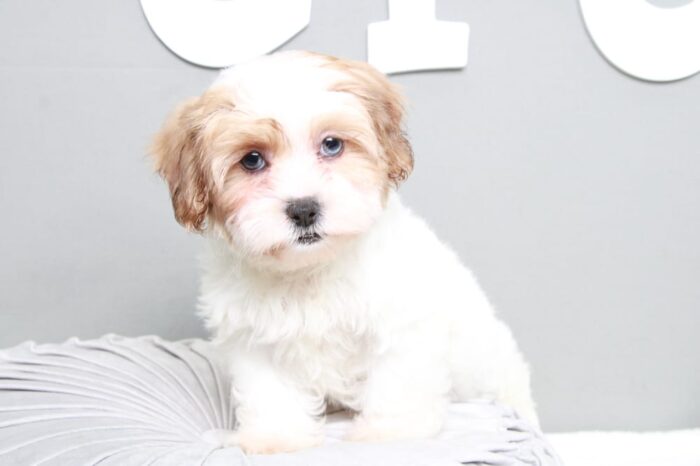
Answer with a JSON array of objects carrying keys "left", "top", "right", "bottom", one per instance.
[{"left": 151, "top": 51, "right": 537, "bottom": 454}]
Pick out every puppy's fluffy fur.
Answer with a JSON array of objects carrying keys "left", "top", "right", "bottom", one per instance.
[{"left": 151, "top": 51, "right": 537, "bottom": 454}]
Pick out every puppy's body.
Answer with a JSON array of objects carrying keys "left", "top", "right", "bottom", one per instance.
[
  {"left": 201, "top": 194, "right": 535, "bottom": 450},
  {"left": 151, "top": 51, "right": 536, "bottom": 454}
]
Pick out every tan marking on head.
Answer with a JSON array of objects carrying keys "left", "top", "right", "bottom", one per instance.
[
  {"left": 309, "top": 111, "right": 383, "bottom": 183},
  {"left": 150, "top": 86, "right": 286, "bottom": 232},
  {"left": 320, "top": 55, "right": 414, "bottom": 189}
]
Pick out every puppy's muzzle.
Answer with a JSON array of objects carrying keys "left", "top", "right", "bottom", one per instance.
[
  {"left": 286, "top": 197, "right": 320, "bottom": 229},
  {"left": 286, "top": 197, "right": 322, "bottom": 245}
]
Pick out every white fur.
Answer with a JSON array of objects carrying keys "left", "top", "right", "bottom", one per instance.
[
  {"left": 164, "top": 52, "right": 537, "bottom": 454},
  {"left": 200, "top": 193, "right": 536, "bottom": 452}
]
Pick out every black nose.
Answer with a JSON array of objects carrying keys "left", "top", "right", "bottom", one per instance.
[{"left": 286, "top": 197, "right": 320, "bottom": 228}]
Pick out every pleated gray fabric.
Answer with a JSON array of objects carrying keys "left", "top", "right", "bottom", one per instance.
[{"left": 0, "top": 335, "right": 562, "bottom": 465}]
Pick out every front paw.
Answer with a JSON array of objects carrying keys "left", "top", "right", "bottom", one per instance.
[
  {"left": 346, "top": 413, "right": 443, "bottom": 443},
  {"left": 230, "top": 428, "right": 322, "bottom": 455}
]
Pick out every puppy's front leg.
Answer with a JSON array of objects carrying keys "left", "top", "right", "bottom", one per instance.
[
  {"left": 227, "top": 344, "right": 323, "bottom": 454},
  {"left": 348, "top": 329, "right": 451, "bottom": 442}
]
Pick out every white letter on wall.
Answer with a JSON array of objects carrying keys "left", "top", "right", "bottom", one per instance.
[
  {"left": 368, "top": 0, "right": 469, "bottom": 74},
  {"left": 140, "top": 0, "right": 312, "bottom": 68},
  {"left": 580, "top": 0, "right": 700, "bottom": 82}
]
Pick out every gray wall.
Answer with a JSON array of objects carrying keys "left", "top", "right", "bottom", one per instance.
[{"left": 1, "top": 0, "right": 698, "bottom": 432}]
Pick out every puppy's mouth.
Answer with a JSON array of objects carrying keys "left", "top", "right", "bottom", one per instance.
[{"left": 297, "top": 232, "right": 322, "bottom": 245}]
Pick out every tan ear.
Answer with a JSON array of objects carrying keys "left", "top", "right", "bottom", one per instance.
[
  {"left": 150, "top": 96, "right": 216, "bottom": 232},
  {"left": 327, "top": 58, "right": 414, "bottom": 186}
]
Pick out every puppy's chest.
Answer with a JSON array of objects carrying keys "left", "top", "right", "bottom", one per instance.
[
  {"left": 247, "top": 279, "right": 377, "bottom": 406},
  {"left": 275, "top": 327, "right": 375, "bottom": 409},
  {"left": 236, "top": 273, "right": 374, "bottom": 339}
]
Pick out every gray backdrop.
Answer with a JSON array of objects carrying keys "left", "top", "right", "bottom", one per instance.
[{"left": 1, "top": 0, "right": 698, "bottom": 432}]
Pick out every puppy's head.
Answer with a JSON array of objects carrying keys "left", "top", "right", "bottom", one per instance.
[{"left": 151, "top": 51, "right": 413, "bottom": 270}]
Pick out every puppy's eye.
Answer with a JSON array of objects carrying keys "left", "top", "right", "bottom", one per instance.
[
  {"left": 240, "top": 151, "right": 266, "bottom": 171},
  {"left": 320, "top": 137, "right": 344, "bottom": 158}
]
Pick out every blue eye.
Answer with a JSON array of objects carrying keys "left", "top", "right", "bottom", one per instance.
[
  {"left": 241, "top": 151, "right": 266, "bottom": 171},
  {"left": 320, "top": 137, "right": 344, "bottom": 158}
]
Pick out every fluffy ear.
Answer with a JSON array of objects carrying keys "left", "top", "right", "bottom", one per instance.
[
  {"left": 327, "top": 58, "right": 414, "bottom": 186},
  {"left": 150, "top": 97, "right": 210, "bottom": 231},
  {"left": 150, "top": 91, "right": 232, "bottom": 231}
]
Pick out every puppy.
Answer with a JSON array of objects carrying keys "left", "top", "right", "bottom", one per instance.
[{"left": 150, "top": 51, "right": 537, "bottom": 454}]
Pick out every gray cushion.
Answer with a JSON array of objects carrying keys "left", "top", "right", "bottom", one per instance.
[{"left": 0, "top": 335, "right": 562, "bottom": 465}]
